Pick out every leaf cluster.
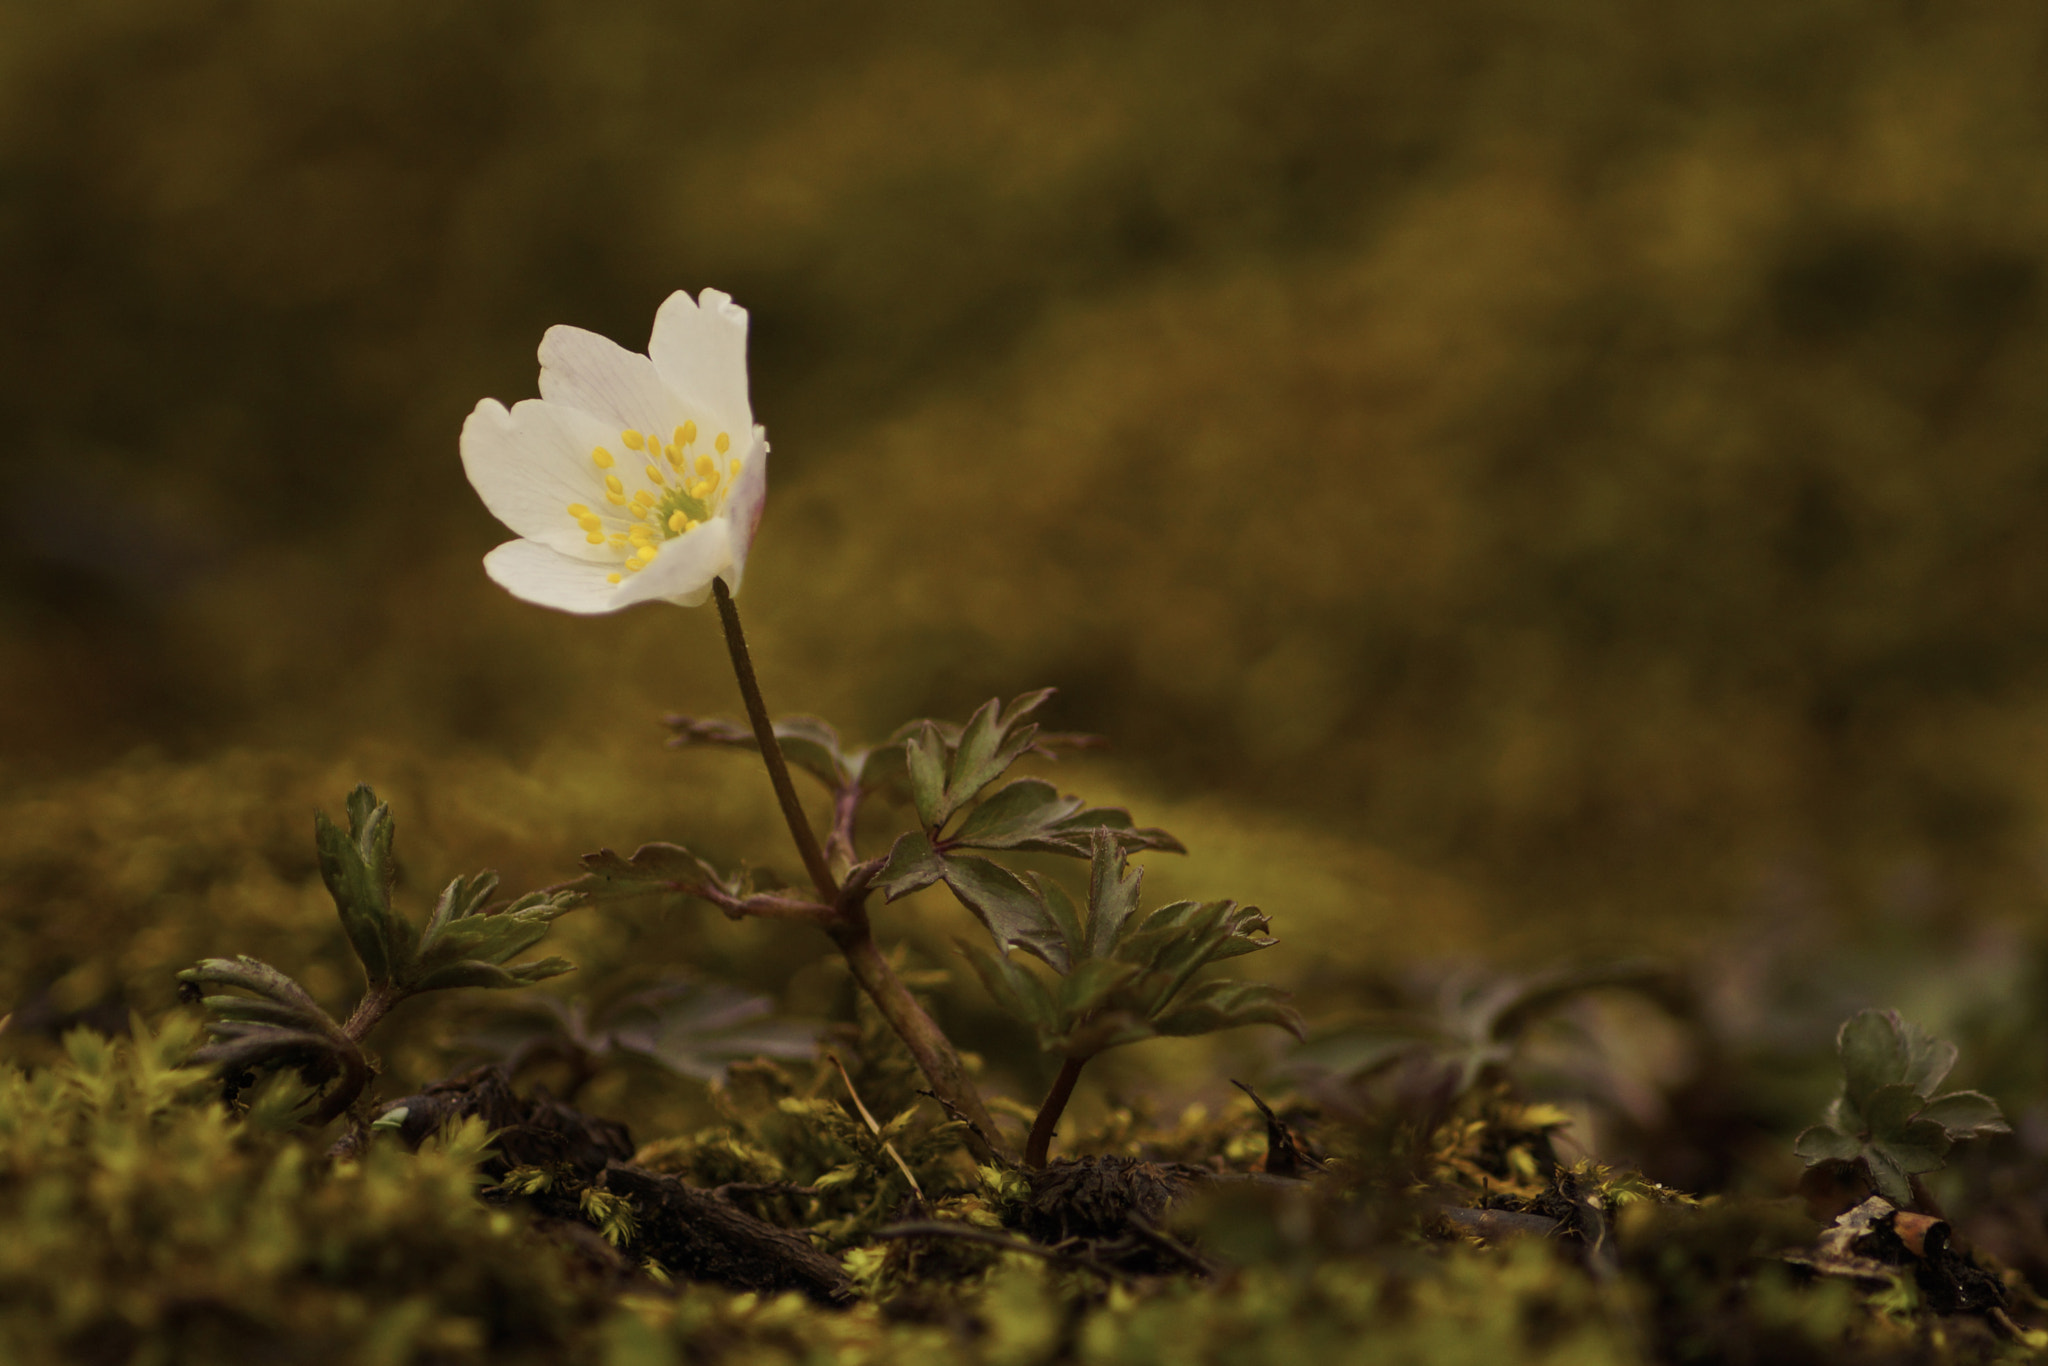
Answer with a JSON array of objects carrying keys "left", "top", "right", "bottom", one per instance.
[
  {"left": 877, "top": 692, "right": 1181, "bottom": 963},
  {"left": 1794, "top": 1009, "right": 2010, "bottom": 1206},
  {"left": 178, "top": 785, "right": 579, "bottom": 1108},
  {"left": 956, "top": 831, "right": 1303, "bottom": 1059}
]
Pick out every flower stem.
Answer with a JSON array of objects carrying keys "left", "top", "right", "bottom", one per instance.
[
  {"left": 712, "top": 577, "right": 838, "bottom": 904},
  {"left": 1025, "top": 1055, "right": 1090, "bottom": 1168},
  {"left": 711, "top": 577, "right": 1005, "bottom": 1156},
  {"left": 830, "top": 906, "right": 1003, "bottom": 1156}
]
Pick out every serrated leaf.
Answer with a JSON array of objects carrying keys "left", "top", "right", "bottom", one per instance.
[
  {"left": 1150, "top": 979, "right": 1306, "bottom": 1040},
  {"left": 1794, "top": 1124, "right": 1863, "bottom": 1165},
  {"left": 1874, "top": 1119, "right": 1952, "bottom": 1176},
  {"left": 1895, "top": 1015, "right": 1959, "bottom": 1096},
  {"left": 1863, "top": 1145, "right": 1915, "bottom": 1206},
  {"left": 1862, "top": 1082, "right": 1923, "bottom": 1135},
  {"left": 905, "top": 724, "right": 948, "bottom": 829},
  {"left": 666, "top": 713, "right": 853, "bottom": 790},
  {"left": 958, "top": 941, "right": 1060, "bottom": 1035},
  {"left": 1085, "top": 829, "right": 1144, "bottom": 961},
  {"left": 569, "top": 842, "right": 731, "bottom": 901},
  {"left": 425, "top": 871, "right": 498, "bottom": 944},
  {"left": 1918, "top": 1090, "right": 2010, "bottom": 1137},
  {"left": 315, "top": 807, "right": 396, "bottom": 988},
  {"left": 938, "top": 854, "right": 1066, "bottom": 967},
  {"left": 414, "top": 957, "right": 575, "bottom": 992},
  {"left": 1029, "top": 872, "right": 1085, "bottom": 966},
  {"left": 1056, "top": 957, "right": 1139, "bottom": 1016},
  {"left": 952, "top": 779, "right": 1084, "bottom": 847},
  {"left": 1837, "top": 1010, "right": 1907, "bottom": 1113},
  {"left": 876, "top": 830, "right": 946, "bottom": 900}
]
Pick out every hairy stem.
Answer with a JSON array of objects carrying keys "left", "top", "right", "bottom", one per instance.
[
  {"left": 1025, "top": 1055, "right": 1090, "bottom": 1168},
  {"left": 712, "top": 577, "right": 839, "bottom": 904},
  {"left": 832, "top": 912, "right": 1003, "bottom": 1156}
]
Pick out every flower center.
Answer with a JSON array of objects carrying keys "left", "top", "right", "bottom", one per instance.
[{"left": 565, "top": 421, "right": 743, "bottom": 583}]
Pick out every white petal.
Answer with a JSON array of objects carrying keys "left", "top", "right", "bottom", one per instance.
[
  {"left": 649, "top": 289, "right": 752, "bottom": 433},
  {"left": 482, "top": 539, "right": 626, "bottom": 614},
  {"left": 721, "top": 436, "right": 769, "bottom": 595},
  {"left": 538, "top": 324, "right": 691, "bottom": 436},
  {"left": 610, "top": 517, "right": 733, "bottom": 610},
  {"left": 461, "top": 398, "right": 622, "bottom": 558}
]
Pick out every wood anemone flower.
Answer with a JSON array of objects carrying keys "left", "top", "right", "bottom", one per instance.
[{"left": 460, "top": 288, "right": 769, "bottom": 613}]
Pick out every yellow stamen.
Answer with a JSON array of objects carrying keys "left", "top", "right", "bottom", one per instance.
[
  {"left": 585, "top": 530, "right": 605, "bottom": 544},
  {"left": 625, "top": 553, "right": 644, "bottom": 570},
  {"left": 621, "top": 429, "right": 645, "bottom": 450},
  {"left": 628, "top": 505, "right": 647, "bottom": 520},
  {"left": 604, "top": 491, "right": 628, "bottom": 506},
  {"left": 645, "top": 463, "right": 667, "bottom": 486},
  {"left": 607, "top": 572, "right": 622, "bottom": 584},
  {"left": 681, "top": 420, "right": 698, "bottom": 445},
  {"left": 694, "top": 455, "right": 715, "bottom": 478},
  {"left": 686, "top": 479, "right": 708, "bottom": 499},
  {"left": 592, "top": 447, "right": 615, "bottom": 469},
  {"left": 604, "top": 474, "right": 624, "bottom": 496},
  {"left": 578, "top": 515, "right": 602, "bottom": 532},
  {"left": 715, "top": 432, "right": 730, "bottom": 454},
  {"left": 667, "top": 511, "right": 688, "bottom": 533},
  {"left": 641, "top": 541, "right": 660, "bottom": 559},
  {"left": 685, "top": 517, "right": 700, "bottom": 532},
  {"left": 628, "top": 527, "right": 653, "bottom": 544},
  {"left": 566, "top": 502, "right": 592, "bottom": 518},
  {"left": 666, "top": 445, "right": 685, "bottom": 469}
]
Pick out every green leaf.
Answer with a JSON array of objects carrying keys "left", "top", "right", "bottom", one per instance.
[
  {"left": 1873, "top": 1119, "right": 1952, "bottom": 1177},
  {"left": 315, "top": 794, "right": 400, "bottom": 989},
  {"left": 1029, "top": 872, "right": 1085, "bottom": 966},
  {"left": 1918, "top": 1090, "right": 2010, "bottom": 1138},
  {"left": 666, "top": 713, "right": 854, "bottom": 790},
  {"left": 905, "top": 724, "right": 948, "bottom": 829},
  {"left": 567, "top": 842, "right": 731, "bottom": 903},
  {"left": 411, "top": 957, "right": 574, "bottom": 992},
  {"left": 1150, "top": 979, "right": 1306, "bottom": 1040},
  {"left": 1055, "top": 957, "right": 1139, "bottom": 1017},
  {"left": 425, "top": 871, "right": 499, "bottom": 944},
  {"left": 1085, "top": 829, "right": 1145, "bottom": 961},
  {"left": 937, "top": 854, "right": 1066, "bottom": 967},
  {"left": 1862, "top": 1083, "right": 1923, "bottom": 1136},
  {"left": 1863, "top": 1145, "right": 1915, "bottom": 1206},
  {"left": 958, "top": 941, "right": 1060, "bottom": 1036},
  {"left": 876, "top": 830, "right": 946, "bottom": 901},
  {"left": 1895, "top": 1015, "right": 1959, "bottom": 1096},
  {"left": 952, "top": 779, "right": 1084, "bottom": 847},
  {"left": 1793, "top": 1124, "right": 1863, "bottom": 1165},
  {"left": 1837, "top": 1010, "right": 1908, "bottom": 1113}
]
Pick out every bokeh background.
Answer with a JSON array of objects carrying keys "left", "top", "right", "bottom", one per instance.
[{"left": 6, "top": 0, "right": 2048, "bottom": 1165}]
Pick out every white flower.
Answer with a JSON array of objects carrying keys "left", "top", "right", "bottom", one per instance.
[{"left": 460, "top": 288, "right": 768, "bottom": 613}]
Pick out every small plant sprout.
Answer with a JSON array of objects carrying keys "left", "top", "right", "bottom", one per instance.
[
  {"left": 951, "top": 830, "right": 1306, "bottom": 1167},
  {"left": 178, "top": 785, "right": 579, "bottom": 1123},
  {"left": 1795, "top": 1008, "right": 2010, "bottom": 1207},
  {"left": 467, "top": 291, "right": 1301, "bottom": 1162}
]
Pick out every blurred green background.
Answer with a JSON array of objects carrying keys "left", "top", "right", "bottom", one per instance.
[{"left": 5, "top": 1, "right": 2048, "bottom": 1138}]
